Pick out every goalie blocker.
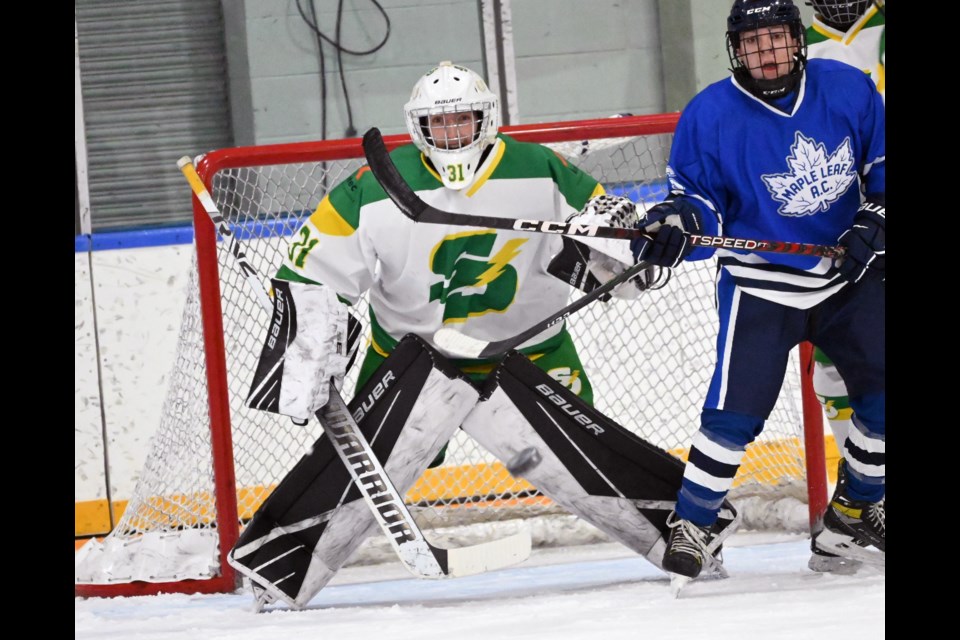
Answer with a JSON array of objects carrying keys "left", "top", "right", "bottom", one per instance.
[
  {"left": 228, "top": 335, "right": 481, "bottom": 609},
  {"left": 462, "top": 351, "right": 740, "bottom": 574}
]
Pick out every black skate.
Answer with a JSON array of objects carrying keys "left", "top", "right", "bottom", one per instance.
[
  {"left": 813, "top": 478, "right": 885, "bottom": 568},
  {"left": 808, "top": 460, "right": 862, "bottom": 574},
  {"left": 663, "top": 512, "right": 713, "bottom": 579},
  {"left": 662, "top": 506, "right": 738, "bottom": 596}
]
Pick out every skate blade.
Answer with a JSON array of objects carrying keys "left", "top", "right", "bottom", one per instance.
[
  {"left": 807, "top": 552, "right": 863, "bottom": 575},
  {"left": 815, "top": 530, "right": 884, "bottom": 568},
  {"left": 669, "top": 574, "right": 692, "bottom": 598}
]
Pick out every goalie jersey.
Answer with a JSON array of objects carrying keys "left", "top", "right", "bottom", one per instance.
[
  {"left": 667, "top": 58, "right": 885, "bottom": 309},
  {"left": 277, "top": 133, "right": 604, "bottom": 357},
  {"left": 806, "top": 5, "right": 885, "bottom": 101}
]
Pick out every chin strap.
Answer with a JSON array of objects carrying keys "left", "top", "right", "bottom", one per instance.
[{"left": 733, "top": 62, "right": 803, "bottom": 102}]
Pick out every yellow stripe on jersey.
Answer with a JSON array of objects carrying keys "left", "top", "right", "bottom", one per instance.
[
  {"left": 309, "top": 195, "right": 356, "bottom": 236},
  {"left": 371, "top": 336, "right": 390, "bottom": 358},
  {"left": 811, "top": 22, "right": 843, "bottom": 43},
  {"left": 845, "top": 6, "right": 879, "bottom": 45},
  {"left": 466, "top": 139, "right": 506, "bottom": 197}
]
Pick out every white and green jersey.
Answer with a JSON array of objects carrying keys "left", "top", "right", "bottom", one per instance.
[
  {"left": 806, "top": 5, "right": 885, "bottom": 100},
  {"left": 277, "top": 133, "right": 604, "bottom": 357}
]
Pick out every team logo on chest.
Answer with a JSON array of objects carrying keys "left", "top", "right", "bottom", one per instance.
[
  {"left": 761, "top": 132, "right": 858, "bottom": 217},
  {"left": 429, "top": 230, "right": 527, "bottom": 324}
]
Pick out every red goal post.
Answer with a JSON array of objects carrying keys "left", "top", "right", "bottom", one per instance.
[{"left": 75, "top": 113, "right": 827, "bottom": 598}]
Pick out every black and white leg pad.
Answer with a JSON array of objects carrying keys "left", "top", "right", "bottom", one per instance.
[
  {"left": 228, "top": 335, "right": 479, "bottom": 609},
  {"left": 461, "top": 351, "right": 738, "bottom": 573}
]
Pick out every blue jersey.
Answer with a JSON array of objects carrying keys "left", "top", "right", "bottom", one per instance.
[{"left": 668, "top": 58, "right": 885, "bottom": 308}]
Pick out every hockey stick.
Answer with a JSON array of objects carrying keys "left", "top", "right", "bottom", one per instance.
[
  {"left": 178, "top": 156, "right": 532, "bottom": 579},
  {"left": 434, "top": 259, "right": 653, "bottom": 360},
  {"left": 361, "top": 127, "right": 845, "bottom": 260}
]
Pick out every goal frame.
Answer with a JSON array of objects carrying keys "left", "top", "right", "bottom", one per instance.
[{"left": 75, "top": 113, "right": 827, "bottom": 598}]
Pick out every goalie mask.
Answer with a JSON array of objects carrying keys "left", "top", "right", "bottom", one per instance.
[
  {"left": 806, "top": 1, "right": 875, "bottom": 30},
  {"left": 726, "top": 0, "right": 807, "bottom": 102},
  {"left": 403, "top": 61, "right": 500, "bottom": 190}
]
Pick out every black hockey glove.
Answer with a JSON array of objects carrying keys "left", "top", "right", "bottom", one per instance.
[
  {"left": 630, "top": 196, "right": 703, "bottom": 268},
  {"left": 837, "top": 196, "right": 885, "bottom": 283}
]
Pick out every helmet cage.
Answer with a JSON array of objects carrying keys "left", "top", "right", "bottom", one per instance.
[
  {"left": 407, "top": 102, "right": 496, "bottom": 154},
  {"left": 403, "top": 62, "right": 500, "bottom": 190},
  {"left": 726, "top": 0, "right": 807, "bottom": 101}
]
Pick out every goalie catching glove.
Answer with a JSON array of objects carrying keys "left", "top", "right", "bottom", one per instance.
[
  {"left": 630, "top": 195, "right": 704, "bottom": 268},
  {"left": 837, "top": 195, "right": 884, "bottom": 283},
  {"left": 548, "top": 194, "right": 668, "bottom": 299},
  {"left": 246, "top": 279, "right": 353, "bottom": 421}
]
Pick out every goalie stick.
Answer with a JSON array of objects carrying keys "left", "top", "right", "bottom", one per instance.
[
  {"left": 361, "top": 127, "right": 846, "bottom": 260},
  {"left": 177, "top": 156, "right": 532, "bottom": 580}
]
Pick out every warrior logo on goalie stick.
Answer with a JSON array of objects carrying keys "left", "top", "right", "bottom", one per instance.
[{"left": 324, "top": 401, "right": 417, "bottom": 543}]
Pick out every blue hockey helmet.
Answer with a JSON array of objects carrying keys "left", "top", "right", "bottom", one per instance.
[{"left": 726, "top": 0, "right": 807, "bottom": 101}]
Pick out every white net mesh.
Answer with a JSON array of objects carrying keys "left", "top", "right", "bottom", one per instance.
[{"left": 76, "top": 119, "right": 811, "bottom": 588}]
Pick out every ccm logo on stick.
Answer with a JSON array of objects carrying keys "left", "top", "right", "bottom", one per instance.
[{"left": 513, "top": 220, "right": 599, "bottom": 235}]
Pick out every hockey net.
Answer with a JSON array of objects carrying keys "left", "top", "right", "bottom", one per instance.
[{"left": 75, "top": 114, "right": 826, "bottom": 597}]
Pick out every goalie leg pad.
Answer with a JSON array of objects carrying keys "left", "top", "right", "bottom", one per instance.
[
  {"left": 461, "top": 351, "right": 737, "bottom": 573},
  {"left": 228, "top": 334, "right": 479, "bottom": 609}
]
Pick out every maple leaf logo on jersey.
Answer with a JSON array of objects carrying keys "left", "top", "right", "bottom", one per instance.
[{"left": 761, "top": 132, "right": 858, "bottom": 217}]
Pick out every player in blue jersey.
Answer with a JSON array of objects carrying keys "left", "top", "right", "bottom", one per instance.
[{"left": 628, "top": 0, "right": 885, "bottom": 579}]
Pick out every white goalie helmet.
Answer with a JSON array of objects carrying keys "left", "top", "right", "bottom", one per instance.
[{"left": 403, "top": 61, "right": 500, "bottom": 190}]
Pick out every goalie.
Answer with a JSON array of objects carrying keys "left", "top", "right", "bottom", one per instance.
[{"left": 230, "top": 60, "right": 713, "bottom": 610}]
